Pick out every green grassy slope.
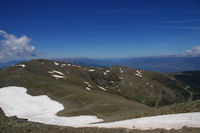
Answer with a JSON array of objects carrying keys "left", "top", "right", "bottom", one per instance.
[
  {"left": 0, "top": 59, "right": 148, "bottom": 121},
  {"left": 0, "top": 59, "right": 197, "bottom": 122},
  {"left": 172, "top": 71, "right": 200, "bottom": 100},
  {"left": 1, "top": 59, "right": 200, "bottom": 132}
]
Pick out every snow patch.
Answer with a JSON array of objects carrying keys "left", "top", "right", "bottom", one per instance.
[
  {"left": 54, "top": 62, "right": 59, "bottom": 66},
  {"left": 98, "top": 86, "right": 106, "bottom": 91},
  {"left": 61, "top": 64, "right": 66, "bottom": 67},
  {"left": 84, "top": 82, "right": 93, "bottom": 90},
  {"left": 88, "top": 69, "right": 95, "bottom": 72},
  {"left": 86, "top": 87, "right": 91, "bottom": 91},
  {"left": 135, "top": 70, "right": 142, "bottom": 78},
  {"left": 136, "top": 70, "right": 142, "bottom": 75},
  {"left": 87, "top": 84, "right": 92, "bottom": 88},
  {"left": 48, "top": 70, "right": 65, "bottom": 79},
  {"left": 16, "top": 64, "right": 26, "bottom": 67},
  {"left": 1, "top": 86, "right": 200, "bottom": 130},
  {"left": 104, "top": 70, "right": 110, "bottom": 75},
  {"left": 0, "top": 86, "right": 103, "bottom": 127},
  {"left": 51, "top": 74, "right": 64, "bottom": 79},
  {"left": 119, "top": 68, "right": 123, "bottom": 73},
  {"left": 106, "top": 70, "right": 110, "bottom": 73},
  {"left": 84, "top": 82, "right": 90, "bottom": 85},
  {"left": 89, "top": 112, "right": 200, "bottom": 130},
  {"left": 48, "top": 70, "right": 64, "bottom": 76}
]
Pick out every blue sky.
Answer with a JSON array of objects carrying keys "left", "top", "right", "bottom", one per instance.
[{"left": 0, "top": 0, "right": 200, "bottom": 61}]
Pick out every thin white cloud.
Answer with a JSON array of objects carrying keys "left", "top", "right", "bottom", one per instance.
[
  {"left": 0, "top": 30, "right": 35, "bottom": 60},
  {"left": 186, "top": 46, "right": 200, "bottom": 56}
]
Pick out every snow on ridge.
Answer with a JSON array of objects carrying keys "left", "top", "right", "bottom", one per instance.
[
  {"left": 98, "top": 86, "right": 106, "bottom": 91},
  {"left": 84, "top": 82, "right": 90, "bottom": 85},
  {"left": 51, "top": 74, "right": 64, "bottom": 79},
  {"left": 136, "top": 70, "right": 142, "bottom": 75},
  {"left": 86, "top": 87, "right": 91, "bottom": 91},
  {"left": 0, "top": 86, "right": 102, "bottom": 127},
  {"left": 88, "top": 69, "right": 95, "bottom": 72},
  {"left": 54, "top": 62, "right": 59, "bottom": 66},
  {"left": 48, "top": 70, "right": 65, "bottom": 79},
  {"left": 135, "top": 70, "right": 142, "bottom": 78},
  {"left": 0, "top": 86, "right": 200, "bottom": 130},
  {"left": 16, "top": 64, "right": 26, "bottom": 67},
  {"left": 84, "top": 82, "right": 92, "bottom": 90},
  {"left": 119, "top": 68, "right": 123, "bottom": 73},
  {"left": 48, "top": 70, "right": 64, "bottom": 76},
  {"left": 61, "top": 64, "right": 66, "bottom": 67},
  {"left": 135, "top": 73, "right": 142, "bottom": 78},
  {"left": 104, "top": 70, "right": 110, "bottom": 75},
  {"left": 106, "top": 70, "right": 110, "bottom": 73},
  {"left": 87, "top": 84, "right": 92, "bottom": 88},
  {"left": 68, "top": 64, "right": 81, "bottom": 68}
]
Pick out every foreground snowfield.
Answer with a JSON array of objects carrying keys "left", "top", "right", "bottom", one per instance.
[
  {"left": 0, "top": 86, "right": 103, "bottom": 127},
  {"left": 0, "top": 86, "right": 200, "bottom": 130},
  {"left": 90, "top": 112, "right": 200, "bottom": 130}
]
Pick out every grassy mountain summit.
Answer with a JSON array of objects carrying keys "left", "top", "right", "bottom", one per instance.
[
  {"left": 0, "top": 59, "right": 200, "bottom": 132},
  {"left": 0, "top": 59, "right": 198, "bottom": 121}
]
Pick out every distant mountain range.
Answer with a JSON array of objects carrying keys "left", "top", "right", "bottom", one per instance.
[
  {"left": 1, "top": 55, "right": 200, "bottom": 72},
  {"left": 0, "top": 60, "right": 25, "bottom": 68},
  {"left": 57, "top": 55, "right": 200, "bottom": 72}
]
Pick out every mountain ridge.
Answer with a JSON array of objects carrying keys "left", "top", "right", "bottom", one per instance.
[
  {"left": 1, "top": 55, "right": 200, "bottom": 72},
  {"left": 0, "top": 59, "right": 197, "bottom": 108},
  {"left": 0, "top": 59, "right": 200, "bottom": 132}
]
